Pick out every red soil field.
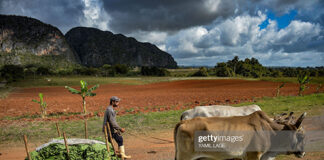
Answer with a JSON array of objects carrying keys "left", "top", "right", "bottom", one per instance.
[{"left": 0, "top": 79, "right": 319, "bottom": 119}]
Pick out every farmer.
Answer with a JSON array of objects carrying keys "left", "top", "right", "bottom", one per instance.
[{"left": 103, "top": 96, "right": 131, "bottom": 159}]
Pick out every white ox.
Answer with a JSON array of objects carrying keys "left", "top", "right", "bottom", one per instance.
[{"left": 180, "top": 105, "right": 262, "bottom": 120}]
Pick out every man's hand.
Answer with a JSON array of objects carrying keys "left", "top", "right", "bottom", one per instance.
[{"left": 120, "top": 128, "right": 125, "bottom": 133}]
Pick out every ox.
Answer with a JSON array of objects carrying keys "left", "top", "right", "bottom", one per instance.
[
  {"left": 174, "top": 111, "right": 306, "bottom": 160},
  {"left": 180, "top": 105, "right": 262, "bottom": 120}
]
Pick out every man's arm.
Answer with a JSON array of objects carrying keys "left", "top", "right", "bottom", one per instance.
[{"left": 107, "top": 109, "right": 122, "bottom": 131}]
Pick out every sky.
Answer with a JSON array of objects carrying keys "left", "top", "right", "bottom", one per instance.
[{"left": 1, "top": 0, "right": 323, "bottom": 67}]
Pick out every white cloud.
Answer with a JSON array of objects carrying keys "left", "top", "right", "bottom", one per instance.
[
  {"left": 80, "top": 0, "right": 110, "bottom": 31},
  {"left": 162, "top": 11, "right": 323, "bottom": 66}
]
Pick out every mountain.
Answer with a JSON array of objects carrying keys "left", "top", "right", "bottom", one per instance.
[
  {"left": 65, "top": 27, "right": 177, "bottom": 68},
  {"left": 0, "top": 15, "right": 79, "bottom": 67}
]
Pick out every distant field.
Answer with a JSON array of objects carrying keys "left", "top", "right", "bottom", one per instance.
[
  {"left": 4, "top": 74, "right": 323, "bottom": 89},
  {"left": 260, "top": 77, "right": 324, "bottom": 84},
  {"left": 5, "top": 75, "right": 256, "bottom": 88}
]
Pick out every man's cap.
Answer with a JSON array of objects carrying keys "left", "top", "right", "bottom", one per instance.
[{"left": 110, "top": 96, "right": 120, "bottom": 102}]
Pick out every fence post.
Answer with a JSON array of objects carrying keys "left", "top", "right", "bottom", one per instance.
[
  {"left": 55, "top": 122, "right": 61, "bottom": 137},
  {"left": 106, "top": 123, "right": 117, "bottom": 156},
  {"left": 23, "top": 135, "right": 31, "bottom": 160},
  {"left": 84, "top": 119, "right": 88, "bottom": 139},
  {"left": 104, "top": 125, "right": 111, "bottom": 160},
  {"left": 63, "top": 132, "right": 69, "bottom": 159}
]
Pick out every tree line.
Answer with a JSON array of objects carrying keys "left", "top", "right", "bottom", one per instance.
[
  {"left": 1, "top": 56, "right": 323, "bottom": 83},
  {"left": 0, "top": 64, "right": 170, "bottom": 83},
  {"left": 210, "top": 56, "right": 324, "bottom": 78}
]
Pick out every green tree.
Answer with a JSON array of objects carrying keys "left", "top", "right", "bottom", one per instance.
[
  {"left": 32, "top": 93, "right": 47, "bottom": 118},
  {"left": 65, "top": 80, "right": 99, "bottom": 114},
  {"left": 101, "top": 64, "right": 111, "bottom": 77},
  {"left": 192, "top": 67, "right": 209, "bottom": 77},
  {"left": 0, "top": 65, "right": 24, "bottom": 82}
]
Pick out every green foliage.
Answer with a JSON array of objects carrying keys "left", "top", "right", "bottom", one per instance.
[
  {"left": 213, "top": 56, "right": 324, "bottom": 78},
  {"left": 0, "top": 65, "right": 24, "bottom": 82},
  {"left": 26, "top": 143, "right": 120, "bottom": 160},
  {"left": 214, "top": 62, "right": 234, "bottom": 77},
  {"left": 100, "top": 64, "right": 112, "bottom": 77},
  {"left": 140, "top": 66, "right": 170, "bottom": 76},
  {"left": 297, "top": 71, "right": 310, "bottom": 96},
  {"left": 37, "top": 66, "right": 52, "bottom": 75},
  {"left": 65, "top": 80, "right": 99, "bottom": 114},
  {"left": 191, "top": 67, "right": 209, "bottom": 77},
  {"left": 112, "top": 64, "right": 129, "bottom": 75},
  {"left": 32, "top": 93, "right": 47, "bottom": 118}
]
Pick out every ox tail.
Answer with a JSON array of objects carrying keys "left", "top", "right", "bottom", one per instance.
[{"left": 174, "top": 121, "right": 183, "bottom": 160}]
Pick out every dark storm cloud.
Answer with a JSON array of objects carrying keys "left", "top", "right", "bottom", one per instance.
[
  {"left": 0, "top": 0, "right": 85, "bottom": 33},
  {"left": 102, "top": 0, "right": 238, "bottom": 33},
  {"left": 0, "top": 0, "right": 323, "bottom": 66}
]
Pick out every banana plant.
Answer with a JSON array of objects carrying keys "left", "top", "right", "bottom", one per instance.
[
  {"left": 276, "top": 82, "right": 286, "bottom": 97},
  {"left": 297, "top": 73, "right": 310, "bottom": 96},
  {"left": 65, "top": 80, "right": 99, "bottom": 114},
  {"left": 32, "top": 93, "right": 47, "bottom": 118}
]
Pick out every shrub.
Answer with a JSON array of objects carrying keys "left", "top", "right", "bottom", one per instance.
[
  {"left": 0, "top": 65, "right": 24, "bottom": 82},
  {"left": 192, "top": 67, "right": 209, "bottom": 77},
  {"left": 112, "top": 64, "right": 129, "bottom": 75},
  {"left": 140, "top": 66, "right": 170, "bottom": 76},
  {"left": 37, "top": 66, "right": 51, "bottom": 75}
]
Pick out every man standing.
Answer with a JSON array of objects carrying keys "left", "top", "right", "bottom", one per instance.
[{"left": 103, "top": 96, "right": 131, "bottom": 159}]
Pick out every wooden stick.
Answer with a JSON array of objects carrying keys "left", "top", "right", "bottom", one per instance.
[
  {"left": 23, "top": 135, "right": 31, "bottom": 160},
  {"left": 63, "top": 132, "right": 69, "bottom": 159},
  {"left": 106, "top": 123, "right": 117, "bottom": 155},
  {"left": 55, "top": 122, "right": 61, "bottom": 137},
  {"left": 84, "top": 119, "right": 88, "bottom": 139},
  {"left": 104, "top": 125, "right": 111, "bottom": 160}
]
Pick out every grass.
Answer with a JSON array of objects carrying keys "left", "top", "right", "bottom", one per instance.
[
  {"left": 6, "top": 75, "right": 258, "bottom": 88},
  {"left": 1, "top": 93, "right": 324, "bottom": 145},
  {"left": 234, "top": 93, "right": 324, "bottom": 116},
  {"left": 0, "top": 86, "right": 14, "bottom": 99},
  {"left": 260, "top": 76, "right": 324, "bottom": 84}
]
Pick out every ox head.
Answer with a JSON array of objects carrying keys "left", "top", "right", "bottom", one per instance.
[
  {"left": 274, "top": 112, "right": 296, "bottom": 124},
  {"left": 281, "top": 112, "right": 307, "bottom": 158}
]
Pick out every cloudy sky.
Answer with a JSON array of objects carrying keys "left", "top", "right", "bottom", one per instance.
[{"left": 1, "top": 0, "right": 323, "bottom": 67}]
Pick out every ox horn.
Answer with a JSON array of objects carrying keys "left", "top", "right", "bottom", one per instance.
[
  {"left": 287, "top": 112, "right": 294, "bottom": 124},
  {"left": 295, "top": 112, "right": 307, "bottom": 129}
]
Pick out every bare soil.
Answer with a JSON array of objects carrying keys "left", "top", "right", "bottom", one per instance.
[{"left": 0, "top": 79, "right": 319, "bottom": 120}]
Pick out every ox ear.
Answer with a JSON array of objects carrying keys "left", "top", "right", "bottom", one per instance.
[{"left": 295, "top": 112, "right": 307, "bottom": 129}]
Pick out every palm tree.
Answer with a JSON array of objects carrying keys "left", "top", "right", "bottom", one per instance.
[{"left": 65, "top": 80, "right": 99, "bottom": 114}]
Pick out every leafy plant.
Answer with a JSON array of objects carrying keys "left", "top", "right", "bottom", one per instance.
[
  {"left": 26, "top": 142, "right": 120, "bottom": 160},
  {"left": 276, "top": 82, "right": 286, "bottom": 97},
  {"left": 32, "top": 93, "right": 47, "bottom": 118},
  {"left": 297, "top": 72, "right": 310, "bottom": 96},
  {"left": 65, "top": 80, "right": 99, "bottom": 114}
]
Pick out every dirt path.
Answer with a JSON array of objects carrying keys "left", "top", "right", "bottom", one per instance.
[{"left": 0, "top": 79, "right": 319, "bottom": 119}]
